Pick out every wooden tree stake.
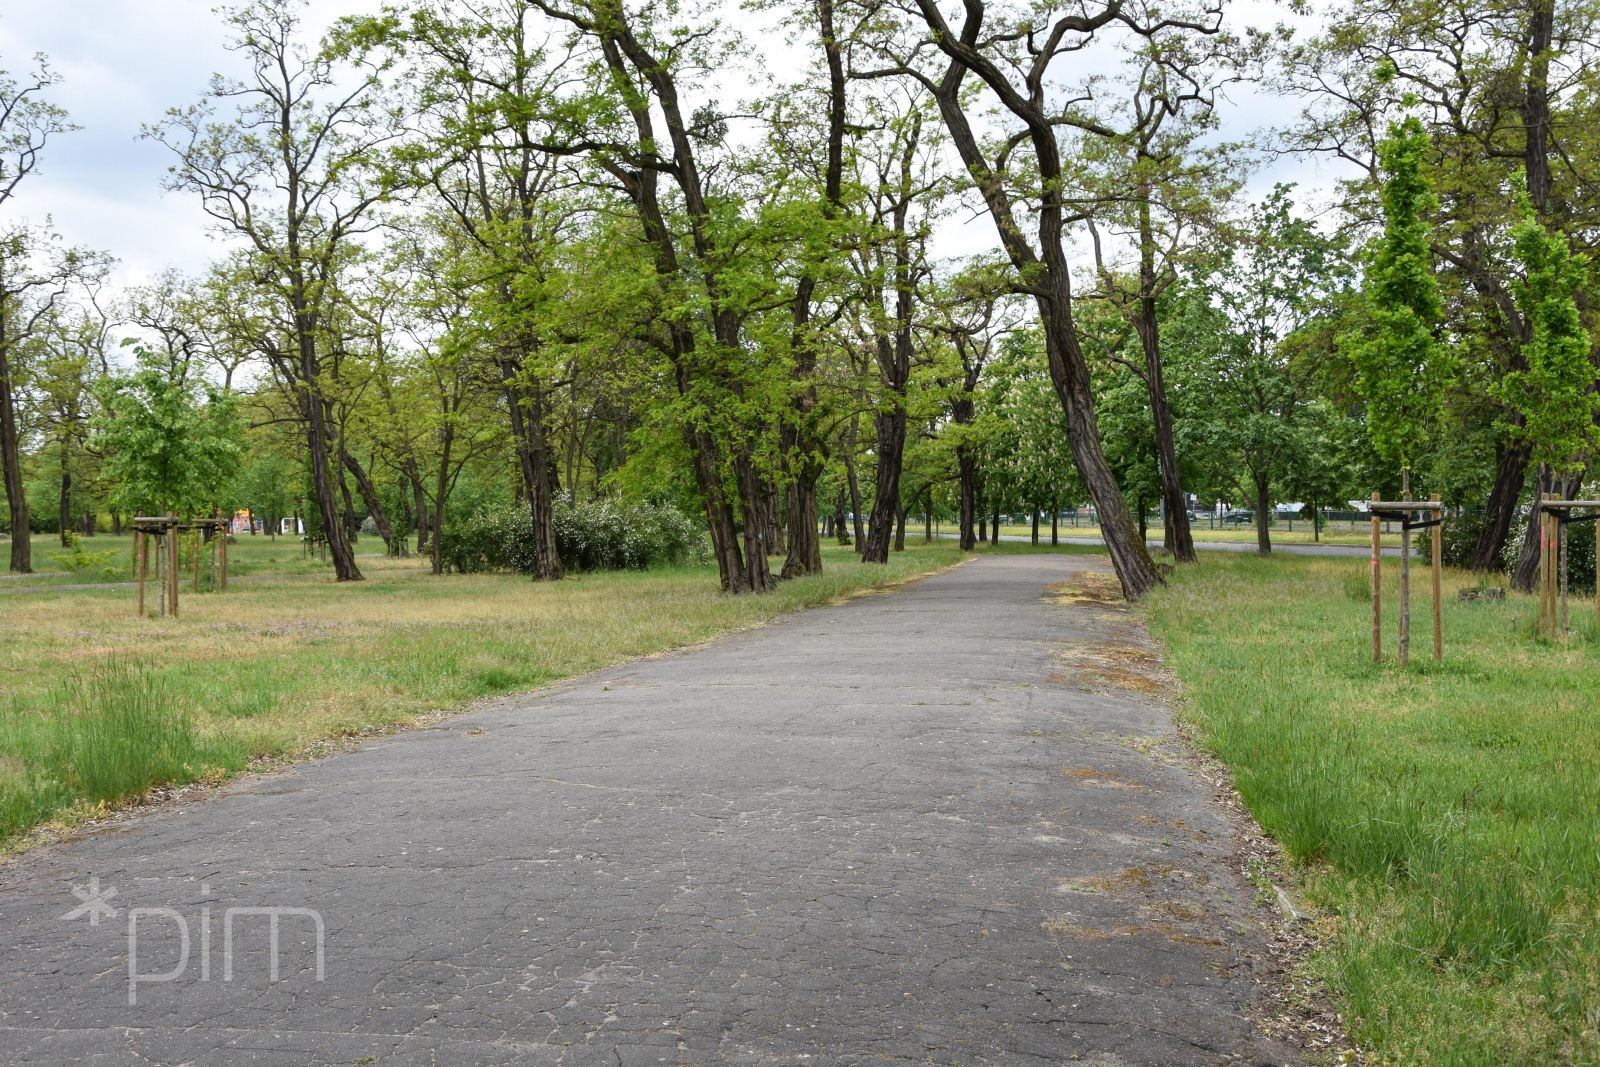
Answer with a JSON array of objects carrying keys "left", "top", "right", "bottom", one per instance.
[
  {"left": 1399, "top": 478, "right": 1411, "bottom": 668},
  {"left": 1371, "top": 492, "right": 1381, "bottom": 663},
  {"left": 1431, "top": 493, "right": 1442, "bottom": 662},
  {"left": 136, "top": 530, "right": 147, "bottom": 616}
]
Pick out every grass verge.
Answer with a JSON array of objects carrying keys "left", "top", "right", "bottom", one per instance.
[
  {"left": 1145, "top": 552, "right": 1600, "bottom": 1066},
  {"left": 1, "top": 540, "right": 962, "bottom": 850}
]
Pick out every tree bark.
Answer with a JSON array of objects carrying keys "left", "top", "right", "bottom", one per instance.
[
  {"left": 1132, "top": 201, "right": 1196, "bottom": 564},
  {"left": 0, "top": 334, "right": 29, "bottom": 573},
  {"left": 845, "top": 420, "right": 865, "bottom": 549},
  {"left": 499, "top": 356, "right": 563, "bottom": 580},
  {"left": 342, "top": 448, "right": 396, "bottom": 555},
  {"left": 894, "top": 499, "right": 906, "bottom": 551},
  {"left": 1510, "top": 460, "right": 1548, "bottom": 588},
  {"left": 1473, "top": 435, "right": 1530, "bottom": 571},
  {"left": 957, "top": 441, "right": 978, "bottom": 550},
  {"left": 58, "top": 448, "right": 71, "bottom": 546},
  {"left": 780, "top": 0, "right": 847, "bottom": 581},
  {"left": 1254, "top": 477, "right": 1273, "bottom": 555},
  {"left": 920, "top": 24, "right": 1162, "bottom": 600}
]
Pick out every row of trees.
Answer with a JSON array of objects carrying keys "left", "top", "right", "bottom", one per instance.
[{"left": 0, "top": 0, "right": 1595, "bottom": 596}]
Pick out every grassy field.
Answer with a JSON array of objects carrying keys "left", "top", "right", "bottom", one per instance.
[
  {"left": 992, "top": 520, "right": 1403, "bottom": 547},
  {"left": 0, "top": 536, "right": 963, "bottom": 849},
  {"left": 1146, "top": 553, "right": 1600, "bottom": 1066}
]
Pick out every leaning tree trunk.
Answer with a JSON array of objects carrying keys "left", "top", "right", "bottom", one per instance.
[
  {"left": 1133, "top": 211, "right": 1195, "bottom": 564},
  {"left": 1036, "top": 309, "right": 1161, "bottom": 597},
  {"left": 1473, "top": 435, "right": 1530, "bottom": 571},
  {"left": 342, "top": 448, "right": 397, "bottom": 555},
  {"left": 301, "top": 379, "right": 361, "bottom": 582}
]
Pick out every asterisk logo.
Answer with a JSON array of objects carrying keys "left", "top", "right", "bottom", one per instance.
[{"left": 61, "top": 877, "right": 119, "bottom": 926}]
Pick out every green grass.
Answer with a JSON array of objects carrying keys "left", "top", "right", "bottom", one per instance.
[
  {"left": 991, "top": 520, "right": 1401, "bottom": 547},
  {"left": 1146, "top": 553, "right": 1600, "bottom": 1066},
  {"left": 0, "top": 540, "right": 963, "bottom": 848}
]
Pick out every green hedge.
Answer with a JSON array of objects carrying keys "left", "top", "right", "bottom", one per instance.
[{"left": 441, "top": 500, "right": 705, "bottom": 575}]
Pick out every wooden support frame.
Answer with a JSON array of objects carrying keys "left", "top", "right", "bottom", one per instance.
[
  {"left": 1535, "top": 499, "right": 1600, "bottom": 637},
  {"left": 1368, "top": 499, "right": 1445, "bottom": 666},
  {"left": 132, "top": 515, "right": 231, "bottom": 618}
]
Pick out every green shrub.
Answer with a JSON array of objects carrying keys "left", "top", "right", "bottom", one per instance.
[
  {"left": 47, "top": 533, "right": 128, "bottom": 580},
  {"left": 1414, "top": 511, "right": 1486, "bottom": 570},
  {"left": 441, "top": 500, "right": 706, "bottom": 575},
  {"left": 1503, "top": 506, "right": 1596, "bottom": 592}
]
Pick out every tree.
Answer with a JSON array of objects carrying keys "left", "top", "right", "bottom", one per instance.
[
  {"left": 1496, "top": 203, "right": 1596, "bottom": 475},
  {"left": 1193, "top": 187, "right": 1351, "bottom": 554},
  {"left": 92, "top": 347, "right": 247, "bottom": 519},
  {"left": 150, "top": 0, "right": 404, "bottom": 582},
  {"left": 1344, "top": 117, "right": 1457, "bottom": 489},
  {"left": 1496, "top": 197, "right": 1596, "bottom": 590},
  {"left": 855, "top": 0, "right": 1220, "bottom": 597},
  {"left": 1070, "top": 27, "right": 1261, "bottom": 563},
  {"left": 0, "top": 228, "right": 107, "bottom": 571}
]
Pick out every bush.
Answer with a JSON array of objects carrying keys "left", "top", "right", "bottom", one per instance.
[
  {"left": 1415, "top": 511, "right": 1486, "bottom": 570},
  {"left": 48, "top": 533, "right": 128, "bottom": 580},
  {"left": 441, "top": 500, "right": 706, "bottom": 575},
  {"left": 1503, "top": 507, "right": 1597, "bottom": 592}
]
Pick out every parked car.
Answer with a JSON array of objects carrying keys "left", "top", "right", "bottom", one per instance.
[{"left": 1223, "top": 509, "right": 1254, "bottom": 525}]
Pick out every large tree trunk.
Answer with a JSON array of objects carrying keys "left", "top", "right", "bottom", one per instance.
[
  {"left": 833, "top": 488, "right": 851, "bottom": 545},
  {"left": 862, "top": 400, "right": 908, "bottom": 564},
  {"left": 499, "top": 355, "right": 563, "bottom": 580},
  {"left": 1133, "top": 205, "right": 1195, "bottom": 564},
  {"left": 957, "top": 440, "right": 978, "bottom": 550},
  {"left": 779, "top": 0, "right": 845, "bottom": 581},
  {"left": 783, "top": 472, "right": 822, "bottom": 577},
  {"left": 58, "top": 447, "right": 71, "bottom": 547},
  {"left": 1473, "top": 435, "right": 1530, "bottom": 571},
  {"left": 0, "top": 340, "right": 29, "bottom": 573},
  {"left": 342, "top": 448, "right": 397, "bottom": 555},
  {"left": 1512, "top": 464, "right": 1561, "bottom": 592},
  {"left": 301, "top": 385, "right": 361, "bottom": 582},
  {"left": 1254, "top": 477, "right": 1273, "bottom": 555},
  {"left": 926, "top": 49, "right": 1160, "bottom": 599}
]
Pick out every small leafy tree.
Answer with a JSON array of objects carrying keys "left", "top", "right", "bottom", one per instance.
[
  {"left": 91, "top": 347, "right": 246, "bottom": 518},
  {"left": 1492, "top": 200, "right": 1596, "bottom": 478},
  {"left": 1345, "top": 116, "right": 1457, "bottom": 482}
]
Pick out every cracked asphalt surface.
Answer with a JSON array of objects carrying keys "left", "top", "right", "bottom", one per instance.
[{"left": 0, "top": 553, "right": 1297, "bottom": 1066}]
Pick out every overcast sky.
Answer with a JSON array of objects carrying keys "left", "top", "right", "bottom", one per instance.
[{"left": 1, "top": 1, "right": 1349, "bottom": 291}]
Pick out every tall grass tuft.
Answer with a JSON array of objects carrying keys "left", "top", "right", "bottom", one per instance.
[{"left": 1, "top": 659, "right": 247, "bottom": 841}]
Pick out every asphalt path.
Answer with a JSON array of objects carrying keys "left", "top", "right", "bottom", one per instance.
[{"left": 0, "top": 554, "right": 1297, "bottom": 1066}]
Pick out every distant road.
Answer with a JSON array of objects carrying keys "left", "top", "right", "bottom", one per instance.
[{"left": 939, "top": 530, "right": 1405, "bottom": 558}]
